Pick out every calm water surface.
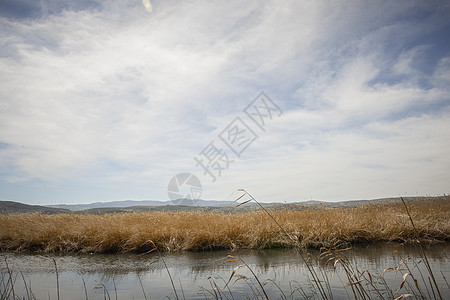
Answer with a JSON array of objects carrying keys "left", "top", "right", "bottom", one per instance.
[{"left": 2, "top": 243, "right": 449, "bottom": 299}]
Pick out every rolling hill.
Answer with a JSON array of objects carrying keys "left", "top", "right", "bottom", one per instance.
[
  {"left": 0, "top": 201, "right": 72, "bottom": 214},
  {"left": 1, "top": 196, "right": 442, "bottom": 214}
]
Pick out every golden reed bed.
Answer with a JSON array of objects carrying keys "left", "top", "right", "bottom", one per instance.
[{"left": 1, "top": 198, "right": 449, "bottom": 253}]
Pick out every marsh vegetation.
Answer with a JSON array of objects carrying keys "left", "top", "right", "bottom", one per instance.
[{"left": 0, "top": 196, "right": 448, "bottom": 253}]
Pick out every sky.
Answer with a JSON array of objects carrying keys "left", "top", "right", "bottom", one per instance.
[{"left": 0, "top": 0, "right": 449, "bottom": 205}]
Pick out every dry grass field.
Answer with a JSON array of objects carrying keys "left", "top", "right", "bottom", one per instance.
[{"left": 0, "top": 197, "right": 449, "bottom": 253}]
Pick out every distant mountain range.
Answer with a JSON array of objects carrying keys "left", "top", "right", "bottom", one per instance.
[
  {"left": 46, "top": 198, "right": 397, "bottom": 211},
  {"left": 47, "top": 199, "right": 248, "bottom": 211},
  {"left": 0, "top": 196, "right": 440, "bottom": 214},
  {"left": 0, "top": 199, "right": 260, "bottom": 214}
]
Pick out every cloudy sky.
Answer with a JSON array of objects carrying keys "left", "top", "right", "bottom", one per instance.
[{"left": 1, "top": 0, "right": 449, "bottom": 205}]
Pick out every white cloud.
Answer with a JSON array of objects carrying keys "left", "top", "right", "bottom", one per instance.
[
  {"left": 204, "top": 110, "right": 450, "bottom": 202},
  {"left": 0, "top": 0, "right": 449, "bottom": 203}
]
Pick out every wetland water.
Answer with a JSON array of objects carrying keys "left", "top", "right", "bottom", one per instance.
[{"left": 2, "top": 243, "right": 449, "bottom": 299}]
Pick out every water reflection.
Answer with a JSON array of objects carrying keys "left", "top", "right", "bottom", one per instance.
[{"left": 2, "top": 243, "right": 449, "bottom": 299}]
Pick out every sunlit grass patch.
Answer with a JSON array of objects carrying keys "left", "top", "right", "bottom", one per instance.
[{"left": 0, "top": 196, "right": 448, "bottom": 253}]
